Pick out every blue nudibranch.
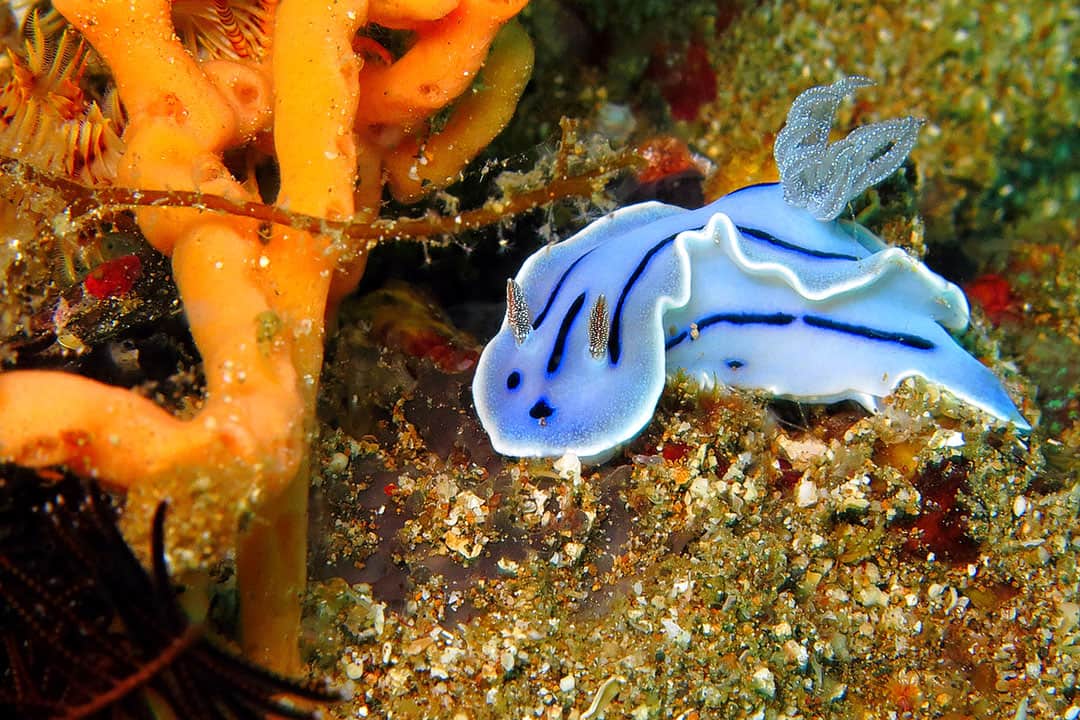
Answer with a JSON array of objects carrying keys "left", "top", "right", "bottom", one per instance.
[{"left": 473, "top": 77, "right": 1029, "bottom": 460}]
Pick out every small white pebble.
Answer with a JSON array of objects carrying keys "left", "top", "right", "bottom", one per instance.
[
  {"left": 783, "top": 639, "right": 809, "bottom": 669},
  {"left": 795, "top": 478, "right": 818, "bottom": 507},
  {"left": 858, "top": 586, "right": 889, "bottom": 608},
  {"left": 751, "top": 667, "right": 776, "bottom": 698},
  {"left": 559, "top": 675, "right": 575, "bottom": 693},
  {"left": 554, "top": 452, "right": 582, "bottom": 482},
  {"left": 661, "top": 618, "right": 691, "bottom": 649},
  {"left": 1013, "top": 495, "right": 1029, "bottom": 518},
  {"left": 496, "top": 557, "right": 520, "bottom": 577}
]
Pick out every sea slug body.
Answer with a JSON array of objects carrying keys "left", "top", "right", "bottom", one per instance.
[{"left": 472, "top": 77, "right": 1029, "bottom": 460}]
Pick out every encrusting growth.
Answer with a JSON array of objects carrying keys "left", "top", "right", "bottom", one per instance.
[{"left": 0, "top": 0, "right": 530, "bottom": 674}]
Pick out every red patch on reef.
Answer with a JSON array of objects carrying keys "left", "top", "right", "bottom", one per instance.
[
  {"left": 400, "top": 328, "right": 479, "bottom": 373},
  {"left": 358, "top": 282, "right": 479, "bottom": 373},
  {"left": 626, "top": 135, "right": 706, "bottom": 207},
  {"left": 714, "top": 1, "right": 743, "bottom": 35},
  {"left": 964, "top": 274, "right": 1017, "bottom": 325},
  {"left": 774, "top": 457, "right": 802, "bottom": 491},
  {"left": 662, "top": 441, "right": 691, "bottom": 462},
  {"left": 900, "top": 458, "right": 979, "bottom": 564},
  {"left": 84, "top": 254, "right": 142, "bottom": 299},
  {"left": 648, "top": 37, "right": 717, "bottom": 122},
  {"left": 636, "top": 136, "right": 698, "bottom": 184}
]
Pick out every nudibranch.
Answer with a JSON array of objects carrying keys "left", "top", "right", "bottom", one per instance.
[{"left": 472, "top": 77, "right": 1029, "bottom": 460}]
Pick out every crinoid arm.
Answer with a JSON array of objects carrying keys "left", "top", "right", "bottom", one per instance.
[{"left": 774, "top": 76, "right": 924, "bottom": 221}]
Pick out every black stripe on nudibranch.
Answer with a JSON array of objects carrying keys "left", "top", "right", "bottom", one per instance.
[
  {"left": 698, "top": 312, "right": 796, "bottom": 330},
  {"left": 737, "top": 226, "right": 861, "bottom": 261},
  {"left": 665, "top": 330, "right": 688, "bottom": 350},
  {"left": 609, "top": 235, "right": 678, "bottom": 364},
  {"left": 534, "top": 248, "right": 597, "bottom": 329},
  {"left": 802, "top": 315, "right": 935, "bottom": 350},
  {"left": 547, "top": 292, "right": 587, "bottom": 375},
  {"left": 664, "top": 313, "right": 796, "bottom": 350}
]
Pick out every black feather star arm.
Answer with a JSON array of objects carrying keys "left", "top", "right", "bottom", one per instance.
[{"left": 0, "top": 465, "right": 343, "bottom": 719}]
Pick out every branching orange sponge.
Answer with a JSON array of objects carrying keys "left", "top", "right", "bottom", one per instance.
[
  {"left": 384, "top": 19, "right": 535, "bottom": 203},
  {"left": 0, "top": 0, "right": 532, "bottom": 673}
]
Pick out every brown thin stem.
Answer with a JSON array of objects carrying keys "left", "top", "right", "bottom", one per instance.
[{"left": 1, "top": 149, "right": 638, "bottom": 248}]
